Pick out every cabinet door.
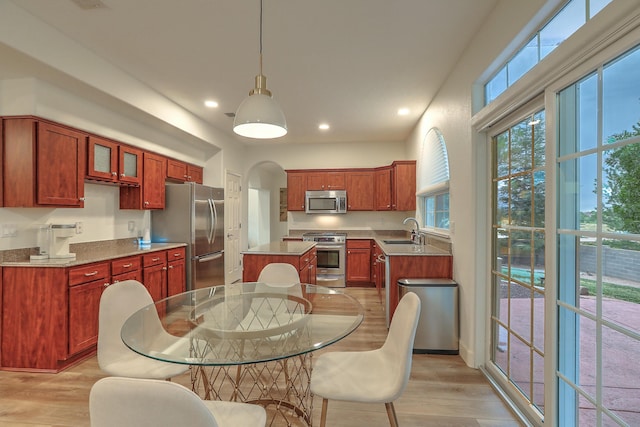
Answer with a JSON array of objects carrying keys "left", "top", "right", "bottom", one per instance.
[
  {"left": 346, "top": 248, "right": 372, "bottom": 283},
  {"left": 87, "top": 136, "right": 118, "bottom": 182},
  {"left": 166, "top": 159, "right": 188, "bottom": 181},
  {"left": 345, "top": 170, "right": 374, "bottom": 210},
  {"left": 68, "top": 279, "right": 107, "bottom": 355},
  {"left": 119, "top": 145, "right": 143, "bottom": 185},
  {"left": 286, "top": 172, "right": 306, "bottom": 211},
  {"left": 167, "top": 258, "right": 186, "bottom": 297},
  {"left": 187, "top": 164, "right": 203, "bottom": 183},
  {"left": 392, "top": 161, "right": 416, "bottom": 211},
  {"left": 307, "top": 171, "right": 345, "bottom": 190},
  {"left": 37, "top": 121, "right": 86, "bottom": 207},
  {"left": 143, "top": 152, "right": 166, "bottom": 209},
  {"left": 375, "top": 167, "right": 392, "bottom": 211},
  {"left": 143, "top": 263, "right": 167, "bottom": 302}
]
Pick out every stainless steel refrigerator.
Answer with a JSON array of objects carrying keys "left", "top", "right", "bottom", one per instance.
[{"left": 151, "top": 183, "right": 225, "bottom": 290}]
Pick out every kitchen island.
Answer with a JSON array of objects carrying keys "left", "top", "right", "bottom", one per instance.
[{"left": 241, "top": 241, "right": 317, "bottom": 284}]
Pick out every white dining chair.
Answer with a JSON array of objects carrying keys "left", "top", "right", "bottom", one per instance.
[
  {"left": 310, "top": 291, "right": 421, "bottom": 427},
  {"left": 97, "top": 279, "right": 189, "bottom": 380},
  {"left": 257, "top": 262, "right": 301, "bottom": 287},
  {"left": 90, "top": 376, "right": 267, "bottom": 427}
]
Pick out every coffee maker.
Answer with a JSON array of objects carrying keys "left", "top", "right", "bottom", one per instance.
[{"left": 48, "top": 224, "right": 77, "bottom": 259}]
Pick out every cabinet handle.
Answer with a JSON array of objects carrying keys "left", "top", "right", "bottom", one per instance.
[
  {"left": 120, "top": 173, "right": 126, "bottom": 178},
  {"left": 173, "top": 253, "right": 181, "bottom": 257},
  {"left": 168, "top": 265, "right": 174, "bottom": 269},
  {"left": 104, "top": 282, "right": 111, "bottom": 287},
  {"left": 112, "top": 171, "right": 117, "bottom": 176},
  {"left": 84, "top": 271, "right": 98, "bottom": 277},
  {"left": 122, "top": 263, "right": 133, "bottom": 268},
  {"left": 152, "top": 257, "right": 160, "bottom": 262},
  {"left": 144, "top": 201, "right": 150, "bottom": 206},
  {"left": 163, "top": 267, "right": 167, "bottom": 271},
  {"left": 79, "top": 197, "right": 86, "bottom": 201}
]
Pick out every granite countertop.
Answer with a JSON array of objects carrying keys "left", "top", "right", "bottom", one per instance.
[
  {"left": 0, "top": 239, "right": 187, "bottom": 268},
  {"left": 241, "top": 241, "right": 315, "bottom": 256},
  {"left": 284, "top": 229, "right": 452, "bottom": 257}
]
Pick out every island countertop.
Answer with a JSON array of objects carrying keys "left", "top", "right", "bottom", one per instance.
[{"left": 241, "top": 241, "right": 315, "bottom": 256}]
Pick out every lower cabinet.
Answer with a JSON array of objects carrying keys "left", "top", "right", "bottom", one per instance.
[
  {"left": 242, "top": 247, "right": 317, "bottom": 282},
  {"left": 0, "top": 247, "right": 185, "bottom": 372},
  {"left": 346, "top": 239, "right": 373, "bottom": 286},
  {"left": 143, "top": 252, "right": 168, "bottom": 302}
]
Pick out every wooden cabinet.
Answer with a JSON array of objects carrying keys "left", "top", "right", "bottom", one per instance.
[
  {"left": 372, "top": 242, "right": 386, "bottom": 301},
  {"left": 286, "top": 171, "right": 307, "bottom": 211},
  {"left": 346, "top": 239, "right": 372, "bottom": 285},
  {"left": 306, "top": 171, "right": 345, "bottom": 191},
  {"left": 120, "top": 152, "right": 166, "bottom": 209},
  {"left": 142, "top": 251, "right": 168, "bottom": 302},
  {"left": 345, "top": 170, "right": 375, "bottom": 211},
  {"left": 167, "top": 247, "right": 187, "bottom": 297},
  {"left": 298, "top": 247, "right": 317, "bottom": 285},
  {"left": 375, "top": 167, "right": 393, "bottom": 211},
  {"left": 111, "top": 256, "right": 141, "bottom": 283},
  {"left": 242, "top": 247, "right": 317, "bottom": 282},
  {"left": 392, "top": 160, "right": 417, "bottom": 211},
  {"left": 166, "top": 159, "right": 203, "bottom": 184},
  {"left": 87, "top": 136, "right": 142, "bottom": 186},
  {"left": 375, "top": 161, "right": 416, "bottom": 211},
  {"left": 2, "top": 117, "right": 86, "bottom": 208}
]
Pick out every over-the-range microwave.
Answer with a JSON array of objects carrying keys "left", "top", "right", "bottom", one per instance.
[{"left": 305, "top": 190, "right": 347, "bottom": 214}]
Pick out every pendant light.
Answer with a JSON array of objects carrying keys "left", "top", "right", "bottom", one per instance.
[{"left": 233, "top": 0, "right": 287, "bottom": 139}]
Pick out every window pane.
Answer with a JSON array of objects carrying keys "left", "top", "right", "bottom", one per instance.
[
  {"left": 558, "top": 73, "right": 599, "bottom": 156},
  {"left": 511, "top": 122, "right": 532, "bottom": 174},
  {"left": 510, "top": 334, "right": 532, "bottom": 396},
  {"left": 533, "top": 288, "right": 545, "bottom": 351},
  {"left": 508, "top": 37, "right": 538, "bottom": 84},
  {"left": 603, "top": 145, "right": 640, "bottom": 234},
  {"left": 602, "top": 326, "right": 640, "bottom": 426},
  {"left": 603, "top": 45, "right": 640, "bottom": 141},
  {"left": 533, "top": 111, "right": 546, "bottom": 167},
  {"left": 533, "top": 171, "right": 545, "bottom": 227},
  {"left": 579, "top": 316, "right": 597, "bottom": 400},
  {"left": 510, "top": 175, "right": 532, "bottom": 227},
  {"left": 486, "top": 66, "right": 507, "bottom": 104},
  {"left": 590, "top": 0, "right": 612, "bottom": 18},
  {"left": 495, "top": 323, "right": 508, "bottom": 374},
  {"left": 532, "top": 350, "right": 545, "bottom": 411},
  {"left": 540, "top": 0, "right": 585, "bottom": 59},
  {"left": 496, "top": 132, "right": 510, "bottom": 177},
  {"left": 510, "top": 282, "right": 532, "bottom": 341}
]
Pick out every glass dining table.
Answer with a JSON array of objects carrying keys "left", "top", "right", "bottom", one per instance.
[{"left": 121, "top": 282, "right": 364, "bottom": 426}]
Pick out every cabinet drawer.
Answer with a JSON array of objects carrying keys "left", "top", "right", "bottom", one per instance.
[
  {"left": 111, "top": 256, "right": 141, "bottom": 276},
  {"left": 69, "top": 262, "right": 110, "bottom": 286},
  {"left": 143, "top": 251, "right": 167, "bottom": 267},
  {"left": 347, "top": 239, "right": 371, "bottom": 249},
  {"left": 166, "top": 247, "right": 185, "bottom": 261}
]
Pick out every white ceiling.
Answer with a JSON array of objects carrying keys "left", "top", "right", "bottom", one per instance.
[{"left": 4, "top": 0, "right": 498, "bottom": 146}]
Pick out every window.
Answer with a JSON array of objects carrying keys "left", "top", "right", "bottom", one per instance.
[
  {"left": 490, "top": 109, "right": 546, "bottom": 421},
  {"left": 485, "top": 0, "right": 612, "bottom": 105},
  {"left": 418, "top": 128, "right": 450, "bottom": 232},
  {"left": 556, "top": 43, "right": 640, "bottom": 427}
]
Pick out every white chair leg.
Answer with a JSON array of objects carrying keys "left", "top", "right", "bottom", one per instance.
[
  {"left": 385, "top": 402, "right": 399, "bottom": 427},
  {"left": 320, "top": 398, "right": 329, "bottom": 427}
]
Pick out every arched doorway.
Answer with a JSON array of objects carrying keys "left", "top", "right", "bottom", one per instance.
[{"left": 246, "top": 161, "right": 288, "bottom": 248}]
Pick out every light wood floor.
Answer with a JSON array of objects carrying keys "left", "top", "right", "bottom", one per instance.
[{"left": 0, "top": 288, "right": 523, "bottom": 426}]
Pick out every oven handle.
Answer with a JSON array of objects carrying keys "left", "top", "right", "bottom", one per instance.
[{"left": 314, "top": 244, "right": 345, "bottom": 249}]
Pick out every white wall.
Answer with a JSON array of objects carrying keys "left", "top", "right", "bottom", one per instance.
[{"left": 405, "top": 0, "right": 548, "bottom": 367}]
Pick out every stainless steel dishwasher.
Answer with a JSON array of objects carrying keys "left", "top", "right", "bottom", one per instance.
[{"left": 398, "top": 278, "right": 459, "bottom": 354}]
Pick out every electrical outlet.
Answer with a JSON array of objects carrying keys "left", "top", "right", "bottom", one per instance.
[
  {"left": 76, "top": 222, "right": 83, "bottom": 234},
  {"left": 1, "top": 224, "right": 17, "bottom": 238},
  {"left": 128, "top": 221, "right": 136, "bottom": 232}
]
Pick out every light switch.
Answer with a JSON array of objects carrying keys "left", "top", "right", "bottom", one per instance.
[{"left": 1, "top": 224, "right": 17, "bottom": 237}]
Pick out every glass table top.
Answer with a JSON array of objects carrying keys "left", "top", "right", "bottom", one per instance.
[{"left": 121, "top": 283, "right": 364, "bottom": 366}]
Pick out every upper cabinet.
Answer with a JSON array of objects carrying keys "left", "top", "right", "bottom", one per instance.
[
  {"left": 2, "top": 117, "right": 86, "bottom": 208},
  {"left": 345, "top": 170, "right": 375, "bottom": 211},
  {"left": 306, "top": 171, "right": 345, "bottom": 191},
  {"left": 286, "top": 161, "right": 415, "bottom": 212},
  {"left": 166, "top": 159, "right": 203, "bottom": 184},
  {"left": 87, "top": 135, "right": 142, "bottom": 186},
  {"left": 287, "top": 171, "right": 307, "bottom": 211},
  {"left": 120, "top": 152, "right": 166, "bottom": 210}
]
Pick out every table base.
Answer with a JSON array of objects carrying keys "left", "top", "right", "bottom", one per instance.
[{"left": 191, "top": 354, "right": 313, "bottom": 426}]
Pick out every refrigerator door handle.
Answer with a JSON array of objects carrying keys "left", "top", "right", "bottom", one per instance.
[
  {"left": 197, "top": 252, "right": 224, "bottom": 262},
  {"left": 207, "top": 198, "right": 216, "bottom": 245}
]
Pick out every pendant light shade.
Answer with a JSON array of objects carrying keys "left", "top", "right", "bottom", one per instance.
[
  {"left": 233, "top": 0, "right": 287, "bottom": 139},
  {"left": 233, "top": 75, "right": 287, "bottom": 139}
]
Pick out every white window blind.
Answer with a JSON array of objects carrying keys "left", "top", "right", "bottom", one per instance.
[{"left": 417, "top": 128, "right": 450, "bottom": 195}]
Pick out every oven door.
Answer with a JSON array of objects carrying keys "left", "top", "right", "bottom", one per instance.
[{"left": 316, "top": 244, "right": 345, "bottom": 275}]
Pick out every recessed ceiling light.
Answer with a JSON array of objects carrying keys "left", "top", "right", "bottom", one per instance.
[
  {"left": 204, "top": 100, "right": 219, "bottom": 108},
  {"left": 397, "top": 108, "right": 410, "bottom": 116},
  {"left": 318, "top": 123, "right": 330, "bottom": 130}
]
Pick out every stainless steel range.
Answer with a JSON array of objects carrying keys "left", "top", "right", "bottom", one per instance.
[{"left": 302, "top": 232, "right": 347, "bottom": 287}]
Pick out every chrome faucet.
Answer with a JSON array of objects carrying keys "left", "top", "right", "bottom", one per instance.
[{"left": 403, "top": 217, "right": 421, "bottom": 244}]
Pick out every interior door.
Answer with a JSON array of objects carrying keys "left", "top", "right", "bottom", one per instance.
[{"left": 225, "top": 171, "right": 242, "bottom": 284}]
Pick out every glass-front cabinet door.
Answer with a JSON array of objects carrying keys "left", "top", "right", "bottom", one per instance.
[
  {"left": 119, "top": 146, "right": 142, "bottom": 185},
  {"left": 87, "top": 136, "right": 118, "bottom": 181}
]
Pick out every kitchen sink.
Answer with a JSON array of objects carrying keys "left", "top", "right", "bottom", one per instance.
[{"left": 382, "top": 239, "right": 416, "bottom": 244}]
